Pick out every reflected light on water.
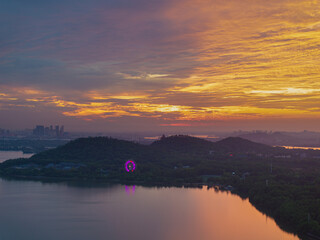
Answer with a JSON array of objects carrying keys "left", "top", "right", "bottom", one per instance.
[
  {"left": 152, "top": 188, "right": 300, "bottom": 240},
  {"left": 279, "top": 145, "right": 320, "bottom": 150},
  {"left": 0, "top": 178, "right": 300, "bottom": 240},
  {"left": 125, "top": 185, "right": 136, "bottom": 195}
]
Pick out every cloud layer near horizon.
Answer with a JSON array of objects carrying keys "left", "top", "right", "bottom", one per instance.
[{"left": 1, "top": 0, "right": 320, "bottom": 131}]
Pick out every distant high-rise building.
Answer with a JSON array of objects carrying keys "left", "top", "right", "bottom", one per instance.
[
  {"left": 44, "top": 127, "right": 50, "bottom": 136},
  {"left": 33, "top": 125, "right": 45, "bottom": 136},
  {"left": 55, "top": 125, "right": 59, "bottom": 137},
  {"left": 32, "top": 124, "right": 65, "bottom": 138},
  {"left": 60, "top": 125, "right": 64, "bottom": 137}
]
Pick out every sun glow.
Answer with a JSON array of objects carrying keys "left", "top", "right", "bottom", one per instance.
[{"left": 1, "top": 0, "right": 320, "bottom": 129}]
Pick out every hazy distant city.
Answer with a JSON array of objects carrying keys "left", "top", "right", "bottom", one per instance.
[{"left": 1, "top": 125, "right": 320, "bottom": 154}]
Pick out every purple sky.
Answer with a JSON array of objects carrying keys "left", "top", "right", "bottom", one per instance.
[{"left": 1, "top": 0, "right": 320, "bottom": 132}]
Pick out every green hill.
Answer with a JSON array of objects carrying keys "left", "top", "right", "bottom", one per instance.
[
  {"left": 212, "top": 137, "right": 273, "bottom": 153},
  {"left": 30, "top": 137, "right": 148, "bottom": 164},
  {"left": 151, "top": 135, "right": 214, "bottom": 153},
  {"left": 151, "top": 135, "right": 272, "bottom": 154},
  {"left": 0, "top": 135, "right": 275, "bottom": 180}
]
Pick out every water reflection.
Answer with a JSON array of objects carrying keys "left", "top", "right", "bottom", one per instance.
[
  {"left": 125, "top": 185, "right": 136, "bottom": 195},
  {"left": 0, "top": 179, "right": 299, "bottom": 240}
]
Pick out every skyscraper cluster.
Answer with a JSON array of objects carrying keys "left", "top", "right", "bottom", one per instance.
[{"left": 33, "top": 125, "right": 64, "bottom": 137}]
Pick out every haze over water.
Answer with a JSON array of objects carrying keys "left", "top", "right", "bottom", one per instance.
[{"left": 0, "top": 151, "right": 34, "bottom": 163}]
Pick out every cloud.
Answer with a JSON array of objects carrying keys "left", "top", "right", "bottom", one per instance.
[
  {"left": 1, "top": 0, "right": 320, "bottom": 130},
  {"left": 248, "top": 88, "right": 320, "bottom": 96}
]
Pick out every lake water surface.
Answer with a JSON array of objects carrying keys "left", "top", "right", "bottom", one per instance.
[
  {"left": 0, "top": 152, "right": 300, "bottom": 240},
  {"left": 0, "top": 151, "right": 34, "bottom": 163}
]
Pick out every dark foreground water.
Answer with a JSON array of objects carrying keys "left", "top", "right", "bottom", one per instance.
[{"left": 0, "top": 152, "right": 299, "bottom": 240}]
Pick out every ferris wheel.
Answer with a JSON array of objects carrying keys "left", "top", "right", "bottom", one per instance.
[{"left": 125, "top": 160, "right": 136, "bottom": 172}]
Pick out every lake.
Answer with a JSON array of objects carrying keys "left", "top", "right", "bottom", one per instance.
[
  {"left": 0, "top": 152, "right": 299, "bottom": 240},
  {"left": 0, "top": 151, "right": 34, "bottom": 163}
]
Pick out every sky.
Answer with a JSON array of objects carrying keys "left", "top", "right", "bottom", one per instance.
[{"left": 0, "top": 0, "right": 320, "bottom": 132}]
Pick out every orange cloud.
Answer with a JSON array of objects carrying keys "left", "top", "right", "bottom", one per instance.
[{"left": 1, "top": 0, "right": 320, "bottom": 130}]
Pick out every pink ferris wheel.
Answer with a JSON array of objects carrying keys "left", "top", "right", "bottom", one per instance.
[{"left": 125, "top": 160, "right": 136, "bottom": 172}]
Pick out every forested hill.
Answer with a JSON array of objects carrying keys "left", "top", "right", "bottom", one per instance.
[
  {"left": 1, "top": 135, "right": 274, "bottom": 167},
  {"left": 151, "top": 135, "right": 272, "bottom": 154},
  {"left": 151, "top": 135, "right": 215, "bottom": 153},
  {"left": 212, "top": 137, "right": 273, "bottom": 153},
  {"left": 29, "top": 137, "right": 148, "bottom": 164},
  {"left": 0, "top": 135, "right": 313, "bottom": 169}
]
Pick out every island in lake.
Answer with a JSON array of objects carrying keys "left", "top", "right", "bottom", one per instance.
[{"left": 0, "top": 135, "right": 319, "bottom": 240}]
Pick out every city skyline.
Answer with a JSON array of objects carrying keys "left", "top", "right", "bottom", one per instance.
[{"left": 1, "top": 0, "right": 320, "bottom": 132}]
